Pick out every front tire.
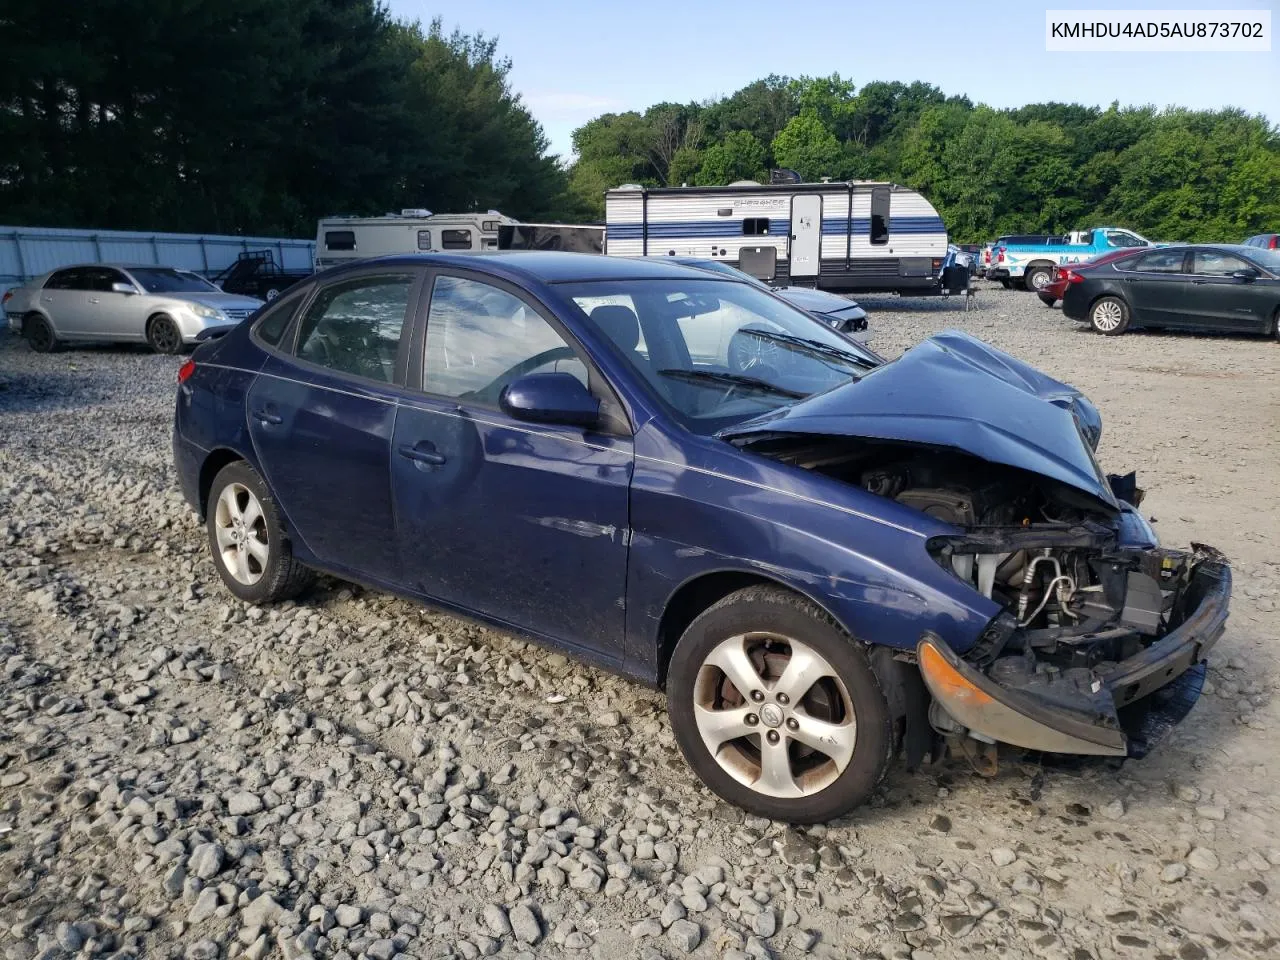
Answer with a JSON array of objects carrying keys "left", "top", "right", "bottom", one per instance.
[
  {"left": 1089, "top": 296, "right": 1130, "bottom": 335},
  {"left": 147, "top": 315, "right": 183, "bottom": 354},
  {"left": 23, "top": 314, "right": 59, "bottom": 353},
  {"left": 206, "top": 461, "right": 313, "bottom": 604},
  {"left": 667, "top": 586, "right": 892, "bottom": 823}
]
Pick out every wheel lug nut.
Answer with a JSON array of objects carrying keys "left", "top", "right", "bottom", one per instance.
[
  {"left": 745, "top": 713, "right": 758, "bottom": 726},
  {"left": 766, "top": 730, "right": 780, "bottom": 744},
  {"left": 750, "top": 690, "right": 764, "bottom": 702},
  {"left": 776, "top": 692, "right": 789, "bottom": 705},
  {"left": 786, "top": 717, "right": 799, "bottom": 731}
]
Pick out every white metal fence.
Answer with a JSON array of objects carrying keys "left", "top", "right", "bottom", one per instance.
[{"left": 1, "top": 225, "right": 315, "bottom": 288}]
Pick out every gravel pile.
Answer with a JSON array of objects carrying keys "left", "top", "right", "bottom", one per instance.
[{"left": 2, "top": 284, "right": 1278, "bottom": 960}]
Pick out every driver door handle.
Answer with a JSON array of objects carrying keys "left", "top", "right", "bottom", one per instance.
[{"left": 398, "top": 443, "right": 446, "bottom": 466}]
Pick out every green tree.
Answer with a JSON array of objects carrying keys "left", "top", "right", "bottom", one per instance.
[
  {"left": 771, "top": 115, "right": 842, "bottom": 180},
  {"left": 695, "top": 131, "right": 765, "bottom": 185}
]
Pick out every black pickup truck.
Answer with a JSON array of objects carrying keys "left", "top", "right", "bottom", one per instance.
[{"left": 212, "top": 251, "right": 312, "bottom": 300}]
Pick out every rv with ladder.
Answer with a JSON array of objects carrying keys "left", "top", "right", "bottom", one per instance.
[{"left": 604, "top": 177, "right": 951, "bottom": 295}]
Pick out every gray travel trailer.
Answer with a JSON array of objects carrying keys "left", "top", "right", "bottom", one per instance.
[{"left": 604, "top": 180, "right": 950, "bottom": 294}]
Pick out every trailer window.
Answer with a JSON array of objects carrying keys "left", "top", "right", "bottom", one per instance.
[
  {"left": 441, "top": 229, "right": 472, "bottom": 250},
  {"left": 482, "top": 220, "right": 499, "bottom": 233},
  {"left": 325, "top": 230, "right": 356, "bottom": 251},
  {"left": 742, "top": 218, "right": 770, "bottom": 236},
  {"left": 870, "top": 188, "right": 890, "bottom": 245},
  {"left": 417, "top": 230, "right": 432, "bottom": 251}
]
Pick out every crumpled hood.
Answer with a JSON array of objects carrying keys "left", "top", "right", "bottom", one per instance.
[{"left": 721, "top": 330, "right": 1116, "bottom": 509}]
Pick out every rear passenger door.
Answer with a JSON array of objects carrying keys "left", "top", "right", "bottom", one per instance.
[
  {"left": 1117, "top": 249, "right": 1190, "bottom": 327},
  {"left": 40, "top": 268, "right": 98, "bottom": 336},
  {"left": 247, "top": 268, "right": 425, "bottom": 584}
]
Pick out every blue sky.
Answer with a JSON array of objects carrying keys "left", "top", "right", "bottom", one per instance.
[{"left": 390, "top": 0, "right": 1279, "bottom": 159}]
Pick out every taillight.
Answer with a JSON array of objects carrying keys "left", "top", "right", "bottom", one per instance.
[
  {"left": 996, "top": 247, "right": 1005, "bottom": 262},
  {"left": 178, "top": 359, "right": 196, "bottom": 384},
  {"left": 1, "top": 290, "right": 11, "bottom": 306},
  {"left": 1271, "top": 236, "right": 1278, "bottom": 250},
  {"left": 1062, "top": 269, "right": 1086, "bottom": 284}
]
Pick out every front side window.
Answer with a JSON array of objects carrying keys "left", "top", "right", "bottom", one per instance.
[
  {"left": 295, "top": 274, "right": 413, "bottom": 383},
  {"left": 1191, "top": 250, "right": 1251, "bottom": 276},
  {"left": 564, "top": 278, "right": 878, "bottom": 434},
  {"left": 325, "top": 230, "right": 356, "bottom": 251},
  {"left": 129, "top": 268, "right": 214, "bottom": 293},
  {"left": 441, "top": 229, "right": 472, "bottom": 250},
  {"left": 1129, "top": 250, "right": 1186, "bottom": 274},
  {"left": 870, "top": 187, "right": 890, "bottom": 245},
  {"left": 424, "top": 276, "right": 587, "bottom": 402}
]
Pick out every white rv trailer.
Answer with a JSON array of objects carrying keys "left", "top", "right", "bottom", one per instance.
[
  {"left": 314, "top": 210, "right": 521, "bottom": 270},
  {"left": 605, "top": 181, "right": 950, "bottom": 294}
]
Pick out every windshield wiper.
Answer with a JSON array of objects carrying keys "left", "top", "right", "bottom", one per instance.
[
  {"left": 657, "top": 368, "right": 807, "bottom": 399},
  {"left": 738, "top": 328, "right": 876, "bottom": 371}
]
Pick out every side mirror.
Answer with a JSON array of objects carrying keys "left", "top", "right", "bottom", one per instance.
[
  {"left": 111, "top": 282, "right": 137, "bottom": 295},
  {"left": 1231, "top": 269, "right": 1259, "bottom": 283},
  {"left": 499, "top": 372, "right": 599, "bottom": 428}
]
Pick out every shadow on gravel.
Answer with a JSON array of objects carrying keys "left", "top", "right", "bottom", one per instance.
[{"left": 0, "top": 366, "right": 117, "bottom": 414}]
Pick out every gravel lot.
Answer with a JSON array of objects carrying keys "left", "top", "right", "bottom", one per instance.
[{"left": 2, "top": 284, "right": 1278, "bottom": 960}]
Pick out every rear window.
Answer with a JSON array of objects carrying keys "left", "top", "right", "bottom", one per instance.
[{"left": 325, "top": 230, "right": 356, "bottom": 251}]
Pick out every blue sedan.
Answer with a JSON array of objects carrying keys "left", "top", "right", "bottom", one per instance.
[{"left": 174, "top": 252, "right": 1230, "bottom": 822}]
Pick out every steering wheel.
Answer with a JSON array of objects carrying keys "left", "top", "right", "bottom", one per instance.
[
  {"left": 728, "top": 323, "right": 783, "bottom": 374},
  {"left": 470, "top": 346, "right": 578, "bottom": 403}
]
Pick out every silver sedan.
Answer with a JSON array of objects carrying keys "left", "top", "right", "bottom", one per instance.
[{"left": 4, "top": 264, "right": 264, "bottom": 354}]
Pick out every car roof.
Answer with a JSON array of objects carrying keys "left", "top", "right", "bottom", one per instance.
[
  {"left": 45, "top": 263, "right": 197, "bottom": 272},
  {"left": 337, "top": 251, "right": 730, "bottom": 285}
]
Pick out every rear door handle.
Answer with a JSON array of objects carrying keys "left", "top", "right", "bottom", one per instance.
[
  {"left": 88, "top": 297, "right": 100, "bottom": 304},
  {"left": 398, "top": 443, "right": 446, "bottom": 466},
  {"left": 252, "top": 409, "right": 283, "bottom": 425}
]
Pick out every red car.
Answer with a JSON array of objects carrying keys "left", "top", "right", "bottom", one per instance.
[{"left": 1038, "top": 248, "right": 1141, "bottom": 306}]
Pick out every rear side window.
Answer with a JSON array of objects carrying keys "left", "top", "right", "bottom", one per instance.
[
  {"left": 253, "top": 288, "right": 308, "bottom": 347},
  {"left": 295, "top": 274, "right": 414, "bottom": 383},
  {"left": 441, "top": 229, "right": 472, "bottom": 250},
  {"left": 45, "top": 268, "right": 91, "bottom": 290},
  {"left": 1130, "top": 250, "right": 1186, "bottom": 273},
  {"left": 870, "top": 188, "right": 890, "bottom": 245},
  {"left": 325, "top": 230, "right": 356, "bottom": 251}
]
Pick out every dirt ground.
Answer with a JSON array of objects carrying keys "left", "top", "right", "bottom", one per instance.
[{"left": 1, "top": 283, "right": 1278, "bottom": 960}]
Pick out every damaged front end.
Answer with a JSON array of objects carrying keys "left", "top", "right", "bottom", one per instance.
[
  {"left": 720, "top": 331, "right": 1232, "bottom": 765},
  {"left": 920, "top": 526, "right": 1230, "bottom": 762}
]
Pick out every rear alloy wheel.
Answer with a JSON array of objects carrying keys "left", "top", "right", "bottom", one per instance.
[
  {"left": 667, "top": 586, "right": 891, "bottom": 822},
  {"left": 1037, "top": 293, "right": 1057, "bottom": 308},
  {"left": 23, "top": 314, "right": 59, "bottom": 353},
  {"left": 1025, "top": 266, "right": 1052, "bottom": 292},
  {"left": 147, "top": 315, "right": 183, "bottom": 354},
  {"left": 1089, "top": 296, "right": 1130, "bottom": 335},
  {"left": 206, "top": 461, "right": 313, "bottom": 603}
]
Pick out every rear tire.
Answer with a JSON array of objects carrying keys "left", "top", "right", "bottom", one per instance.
[
  {"left": 1089, "top": 296, "right": 1130, "bottom": 336},
  {"left": 147, "top": 315, "right": 183, "bottom": 354},
  {"left": 666, "top": 585, "right": 892, "bottom": 823},
  {"left": 1037, "top": 293, "right": 1057, "bottom": 308},
  {"left": 1025, "top": 266, "right": 1052, "bottom": 292},
  {"left": 206, "top": 461, "right": 314, "bottom": 604},
  {"left": 23, "top": 314, "right": 59, "bottom": 353}
]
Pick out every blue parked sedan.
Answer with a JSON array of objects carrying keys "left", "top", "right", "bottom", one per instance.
[{"left": 173, "top": 252, "right": 1231, "bottom": 822}]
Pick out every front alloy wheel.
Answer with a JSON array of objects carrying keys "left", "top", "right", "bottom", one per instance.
[{"left": 667, "top": 586, "right": 891, "bottom": 822}]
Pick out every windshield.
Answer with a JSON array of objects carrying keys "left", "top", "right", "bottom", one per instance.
[
  {"left": 562, "top": 277, "right": 880, "bottom": 434},
  {"left": 130, "top": 268, "right": 218, "bottom": 293},
  {"left": 1246, "top": 247, "right": 1280, "bottom": 272}
]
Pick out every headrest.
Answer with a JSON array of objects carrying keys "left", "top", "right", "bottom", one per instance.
[{"left": 590, "top": 304, "right": 641, "bottom": 352}]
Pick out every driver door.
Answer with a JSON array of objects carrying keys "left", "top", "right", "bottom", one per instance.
[{"left": 391, "top": 271, "right": 633, "bottom": 662}]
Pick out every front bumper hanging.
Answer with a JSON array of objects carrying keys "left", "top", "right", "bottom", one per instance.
[{"left": 917, "top": 552, "right": 1231, "bottom": 758}]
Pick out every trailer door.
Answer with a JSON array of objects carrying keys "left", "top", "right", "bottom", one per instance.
[{"left": 790, "top": 194, "right": 822, "bottom": 279}]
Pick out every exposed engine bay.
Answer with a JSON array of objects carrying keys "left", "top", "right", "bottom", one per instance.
[{"left": 747, "top": 436, "right": 1231, "bottom": 767}]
